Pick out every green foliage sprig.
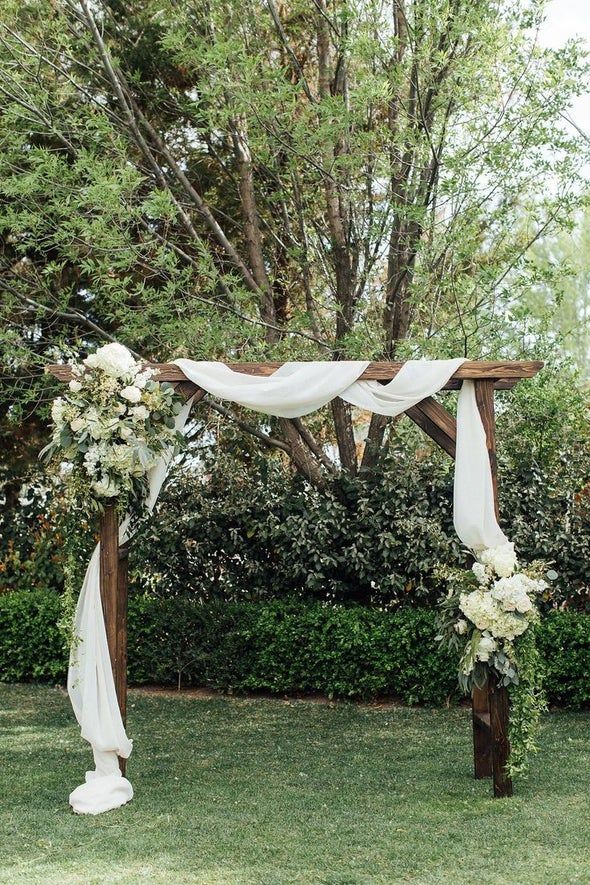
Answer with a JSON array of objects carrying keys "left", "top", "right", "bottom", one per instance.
[{"left": 505, "top": 625, "right": 547, "bottom": 777}]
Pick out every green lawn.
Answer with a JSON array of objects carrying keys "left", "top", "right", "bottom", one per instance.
[{"left": 1, "top": 685, "right": 589, "bottom": 884}]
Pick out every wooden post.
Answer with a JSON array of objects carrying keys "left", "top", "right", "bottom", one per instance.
[
  {"left": 472, "top": 683, "right": 492, "bottom": 778},
  {"left": 489, "top": 673, "right": 512, "bottom": 797},
  {"left": 472, "top": 379, "right": 513, "bottom": 797},
  {"left": 99, "top": 504, "right": 128, "bottom": 776}
]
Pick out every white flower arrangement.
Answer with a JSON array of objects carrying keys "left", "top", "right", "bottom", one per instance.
[
  {"left": 438, "top": 542, "right": 547, "bottom": 689},
  {"left": 42, "top": 343, "right": 185, "bottom": 510},
  {"left": 436, "top": 541, "right": 551, "bottom": 775}
]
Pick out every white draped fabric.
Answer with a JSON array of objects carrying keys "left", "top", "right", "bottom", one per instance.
[
  {"left": 67, "top": 358, "right": 508, "bottom": 813},
  {"left": 68, "top": 398, "right": 194, "bottom": 814}
]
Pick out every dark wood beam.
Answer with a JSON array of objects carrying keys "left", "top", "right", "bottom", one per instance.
[
  {"left": 45, "top": 359, "right": 543, "bottom": 386},
  {"left": 405, "top": 396, "right": 457, "bottom": 458},
  {"left": 472, "top": 684, "right": 493, "bottom": 779},
  {"left": 99, "top": 504, "right": 127, "bottom": 776}
]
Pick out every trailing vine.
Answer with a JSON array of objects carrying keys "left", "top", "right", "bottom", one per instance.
[{"left": 506, "top": 625, "right": 547, "bottom": 777}]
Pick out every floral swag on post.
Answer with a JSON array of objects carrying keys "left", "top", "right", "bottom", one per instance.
[
  {"left": 41, "top": 343, "right": 186, "bottom": 513},
  {"left": 437, "top": 542, "right": 551, "bottom": 776}
]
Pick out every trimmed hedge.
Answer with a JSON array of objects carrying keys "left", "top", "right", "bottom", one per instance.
[
  {"left": 0, "top": 590, "right": 65, "bottom": 682},
  {"left": 1, "top": 591, "right": 590, "bottom": 707}
]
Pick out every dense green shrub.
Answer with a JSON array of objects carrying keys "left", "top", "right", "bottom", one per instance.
[
  {"left": 538, "top": 611, "right": 590, "bottom": 708},
  {"left": 2, "top": 591, "right": 590, "bottom": 708},
  {"left": 0, "top": 589, "right": 65, "bottom": 681},
  {"left": 0, "top": 482, "right": 66, "bottom": 593},
  {"left": 3, "top": 365, "right": 589, "bottom": 609},
  {"left": 131, "top": 444, "right": 464, "bottom": 606},
  {"left": 234, "top": 602, "right": 457, "bottom": 703}
]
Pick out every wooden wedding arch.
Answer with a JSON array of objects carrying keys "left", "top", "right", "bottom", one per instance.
[{"left": 47, "top": 358, "right": 543, "bottom": 798}]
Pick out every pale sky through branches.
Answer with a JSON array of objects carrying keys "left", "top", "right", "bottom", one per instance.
[{"left": 540, "top": 0, "right": 590, "bottom": 134}]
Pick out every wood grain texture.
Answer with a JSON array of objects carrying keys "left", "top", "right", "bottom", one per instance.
[
  {"left": 99, "top": 505, "right": 119, "bottom": 672},
  {"left": 99, "top": 505, "right": 127, "bottom": 776},
  {"left": 46, "top": 359, "right": 543, "bottom": 385},
  {"left": 406, "top": 396, "right": 457, "bottom": 458},
  {"left": 489, "top": 675, "right": 513, "bottom": 797},
  {"left": 472, "top": 683, "right": 493, "bottom": 779},
  {"left": 173, "top": 382, "right": 206, "bottom": 403}
]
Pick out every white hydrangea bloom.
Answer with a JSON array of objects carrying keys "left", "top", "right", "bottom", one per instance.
[
  {"left": 92, "top": 475, "right": 120, "bottom": 498},
  {"left": 459, "top": 588, "right": 529, "bottom": 641},
  {"left": 459, "top": 589, "right": 496, "bottom": 632},
  {"left": 84, "top": 343, "right": 137, "bottom": 378},
  {"left": 479, "top": 542, "right": 518, "bottom": 578},
  {"left": 472, "top": 562, "right": 489, "bottom": 585}
]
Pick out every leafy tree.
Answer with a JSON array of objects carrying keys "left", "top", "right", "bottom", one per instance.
[
  {"left": 1, "top": 0, "right": 589, "bottom": 494},
  {"left": 524, "top": 207, "right": 590, "bottom": 374}
]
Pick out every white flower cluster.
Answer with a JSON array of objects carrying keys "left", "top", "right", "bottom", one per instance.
[
  {"left": 459, "top": 587, "right": 530, "bottom": 643},
  {"left": 83, "top": 342, "right": 137, "bottom": 378},
  {"left": 453, "top": 542, "right": 546, "bottom": 671},
  {"left": 44, "top": 343, "right": 183, "bottom": 503},
  {"left": 478, "top": 542, "right": 518, "bottom": 578}
]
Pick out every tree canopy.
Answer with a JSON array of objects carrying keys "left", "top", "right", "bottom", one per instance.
[{"left": 1, "top": 0, "right": 589, "bottom": 484}]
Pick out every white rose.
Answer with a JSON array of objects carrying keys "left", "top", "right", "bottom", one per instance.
[
  {"left": 70, "top": 417, "right": 86, "bottom": 433},
  {"left": 84, "top": 343, "right": 137, "bottom": 378},
  {"left": 120, "top": 385, "right": 142, "bottom": 404},
  {"left": 131, "top": 405, "right": 149, "bottom": 421},
  {"left": 120, "top": 426, "right": 133, "bottom": 440},
  {"left": 454, "top": 619, "right": 469, "bottom": 635},
  {"left": 476, "top": 634, "right": 497, "bottom": 662},
  {"left": 69, "top": 379, "right": 83, "bottom": 392},
  {"left": 92, "top": 475, "right": 120, "bottom": 498}
]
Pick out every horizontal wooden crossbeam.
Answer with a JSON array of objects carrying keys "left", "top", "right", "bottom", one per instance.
[{"left": 46, "top": 359, "right": 543, "bottom": 389}]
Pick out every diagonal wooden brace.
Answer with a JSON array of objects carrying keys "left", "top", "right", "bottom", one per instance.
[{"left": 405, "top": 396, "right": 457, "bottom": 458}]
